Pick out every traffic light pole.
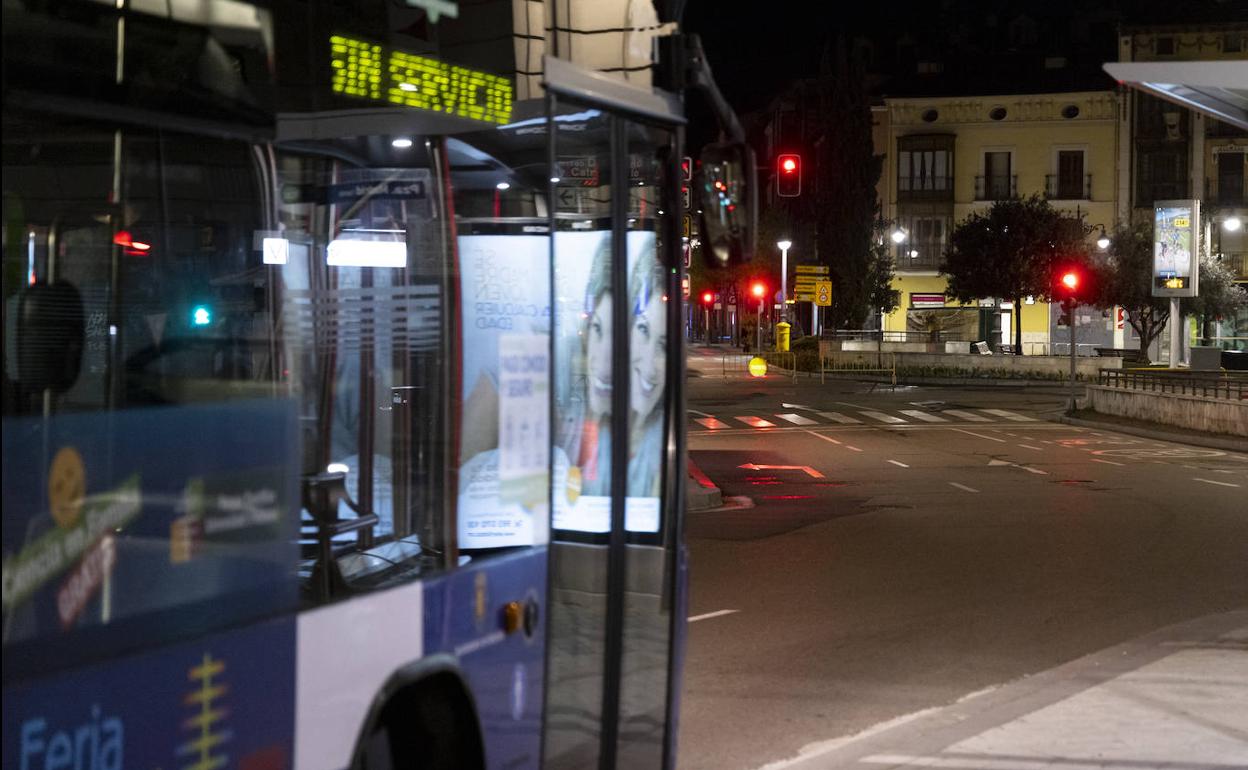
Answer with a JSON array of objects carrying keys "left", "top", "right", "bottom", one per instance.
[{"left": 1067, "top": 298, "right": 1077, "bottom": 414}]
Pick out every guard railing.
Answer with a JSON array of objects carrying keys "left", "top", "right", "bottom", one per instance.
[{"left": 1097, "top": 369, "right": 1247, "bottom": 400}]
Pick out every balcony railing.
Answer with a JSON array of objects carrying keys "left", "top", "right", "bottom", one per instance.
[
  {"left": 1045, "top": 173, "right": 1092, "bottom": 200},
  {"left": 975, "top": 174, "right": 1016, "bottom": 201},
  {"left": 897, "top": 177, "right": 954, "bottom": 202},
  {"left": 895, "top": 241, "right": 944, "bottom": 270},
  {"left": 1205, "top": 176, "right": 1246, "bottom": 206}
]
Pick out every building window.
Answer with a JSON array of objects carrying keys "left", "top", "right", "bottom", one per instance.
[
  {"left": 1061, "top": 104, "right": 1080, "bottom": 119},
  {"left": 897, "top": 148, "right": 951, "bottom": 194},
  {"left": 1216, "top": 152, "right": 1245, "bottom": 205},
  {"left": 978, "top": 151, "right": 1014, "bottom": 199},
  {"left": 1155, "top": 36, "right": 1174, "bottom": 56},
  {"left": 921, "top": 109, "right": 939, "bottom": 123},
  {"left": 1226, "top": 33, "right": 1244, "bottom": 53},
  {"left": 897, "top": 216, "right": 949, "bottom": 269},
  {"left": 1048, "top": 150, "right": 1088, "bottom": 199},
  {"left": 989, "top": 107, "right": 1007, "bottom": 121}
]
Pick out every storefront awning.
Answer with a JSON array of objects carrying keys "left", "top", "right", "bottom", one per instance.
[{"left": 1103, "top": 61, "right": 1248, "bottom": 130}]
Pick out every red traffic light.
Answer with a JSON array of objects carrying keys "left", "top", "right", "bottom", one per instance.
[
  {"left": 1061, "top": 272, "right": 1079, "bottom": 291},
  {"left": 751, "top": 282, "right": 766, "bottom": 298},
  {"left": 702, "top": 291, "right": 714, "bottom": 305},
  {"left": 777, "top": 154, "right": 801, "bottom": 197}
]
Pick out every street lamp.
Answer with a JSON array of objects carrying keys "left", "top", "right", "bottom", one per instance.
[
  {"left": 890, "top": 228, "right": 908, "bottom": 244},
  {"left": 1095, "top": 226, "right": 1110, "bottom": 251},
  {"left": 777, "top": 239, "right": 792, "bottom": 321},
  {"left": 1224, "top": 215, "right": 1243, "bottom": 233}
]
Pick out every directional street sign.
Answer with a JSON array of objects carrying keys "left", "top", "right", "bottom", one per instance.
[
  {"left": 814, "top": 280, "right": 832, "bottom": 307},
  {"left": 795, "top": 264, "right": 830, "bottom": 275},
  {"left": 794, "top": 292, "right": 815, "bottom": 302}
]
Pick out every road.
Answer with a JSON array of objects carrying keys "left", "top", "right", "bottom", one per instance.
[{"left": 677, "top": 348, "right": 1248, "bottom": 770}]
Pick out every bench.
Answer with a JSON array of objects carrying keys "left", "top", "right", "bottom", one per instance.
[
  {"left": 972, "top": 341, "right": 992, "bottom": 355},
  {"left": 1095, "top": 347, "right": 1148, "bottom": 365}
]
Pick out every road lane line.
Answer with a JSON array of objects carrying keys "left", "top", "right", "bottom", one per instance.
[
  {"left": 694, "top": 417, "right": 731, "bottom": 430},
  {"left": 1022, "top": 466, "right": 1048, "bottom": 475},
  {"left": 899, "top": 409, "right": 948, "bottom": 423},
  {"left": 953, "top": 428, "right": 1007, "bottom": 443},
  {"left": 735, "top": 416, "right": 775, "bottom": 428},
  {"left": 775, "top": 413, "right": 818, "bottom": 425},
  {"left": 887, "top": 460, "right": 910, "bottom": 468},
  {"left": 942, "top": 409, "right": 990, "bottom": 422},
  {"left": 861, "top": 411, "right": 907, "bottom": 424},
  {"left": 688, "top": 408, "right": 716, "bottom": 417},
  {"left": 949, "top": 482, "right": 980, "bottom": 493},
  {"left": 845, "top": 445, "right": 864, "bottom": 452},
  {"left": 817, "top": 411, "right": 861, "bottom": 424},
  {"left": 1194, "top": 478, "right": 1241, "bottom": 488},
  {"left": 1018, "top": 444, "right": 1044, "bottom": 451},
  {"left": 981, "top": 409, "right": 1036, "bottom": 421},
  {"left": 688, "top": 609, "right": 739, "bottom": 623},
  {"left": 1091, "top": 458, "right": 1124, "bottom": 466},
  {"left": 803, "top": 431, "right": 843, "bottom": 445}
]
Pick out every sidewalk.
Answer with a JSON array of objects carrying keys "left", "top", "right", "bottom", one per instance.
[
  {"left": 1058, "top": 409, "right": 1248, "bottom": 453},
  {"left": 763, "top": 610, "right": 1248, "bottom": 770}
]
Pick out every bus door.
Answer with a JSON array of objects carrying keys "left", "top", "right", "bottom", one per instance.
[{"left": 541, "top": 59, "right": 687, "bottom": 770}]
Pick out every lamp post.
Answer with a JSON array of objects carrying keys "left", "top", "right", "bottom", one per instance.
[{"left": 777, "top": 239, "right": 791, "bottom": 322}]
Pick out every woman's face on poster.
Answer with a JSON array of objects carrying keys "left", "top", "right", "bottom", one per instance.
[
  {"left": 630, "top": 292, "right": 666, "bottom": 422},
  {"left": 587, "top": 293, "right": 613, "bottom": 418}
]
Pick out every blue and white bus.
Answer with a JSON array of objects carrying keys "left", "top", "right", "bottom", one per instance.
[{"left": 2, "top": 0, "right": 754, "bottom": 768}]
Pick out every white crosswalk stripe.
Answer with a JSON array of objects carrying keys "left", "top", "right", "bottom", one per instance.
[
  {"left": 899, "top": 409, "right": 948, "bottom": 423},
  {"left": 695, "top": 417, "right": 731, "bottom": 430},
  {"left": 817, "top": 411, "right": 861, "bottom": 424},
  {"left": 980, "top": 409, "right": 1036, "bottom": 422},
  {"left": 942, "top": 409, "right": 991, "bottom": 422},
  {"left": 735, "top": 416, "right": 775, "bottom": 428},
  {"left": 860, "top": 411, "right": 907, "bottom": 424},
  {"left": 775, "top": 413, "right": 818, "bottom": 425}
]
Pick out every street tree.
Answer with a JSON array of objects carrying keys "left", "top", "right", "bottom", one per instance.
[
  {"left": 812, "top": 37, "right": 883, "bottom": 329},
  {"left": 943, "top": 195, "right": 1088, "bottom": 354}
]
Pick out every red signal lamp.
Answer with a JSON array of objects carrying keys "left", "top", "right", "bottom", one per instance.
[
  {"left": 702, "top": 291, "right": 714, "bottom": 305},
  {"left": 1061, "top": 271, "right": 1079, "bottom": 291},
  {"left": 781, "top": 157, "right": 797, "bottom": 173},
  {"left": 113, "top": 230, "right": 152, "bottom": 256},
  {"left": 751, "top": 282, "right": 766, "bottom": 299}
]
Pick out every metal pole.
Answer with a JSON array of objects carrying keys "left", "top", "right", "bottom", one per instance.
[
  {"left": 780, "top": 244, "right": 789, "bottom": 322},
  {"left": 1068, "top": 298, "right": 1077, "bottom": 413},
  {"left": 757, "top": 299, "right": 762, "bottom": 352},
  {"left": 1168, "top": 296, "right": 1181, "bottom": 368}
]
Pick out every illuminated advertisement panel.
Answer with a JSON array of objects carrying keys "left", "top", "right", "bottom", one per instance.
[{"left": 1152, "top": 199, "right": 1200, "bottom": 298}]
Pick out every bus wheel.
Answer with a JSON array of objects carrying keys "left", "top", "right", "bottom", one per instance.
[{"left": 356, "top": 673, "right": 485, "bottom": 770}]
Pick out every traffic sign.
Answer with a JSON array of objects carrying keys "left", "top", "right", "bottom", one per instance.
[
  {"left": 814, "top": 280, "right": 832, "bottom": 307},
  {"left": 794, "top": 292, "right": 815, "bottom": 302},
  {"left": 682, "top": 214, "right": 691, "bottom": 238},
  {"left": 681, "top": 156, "right": 693, "bottom": 182},
  {"left": 795, "top": 264, "right": 829, "bottom": 275}
]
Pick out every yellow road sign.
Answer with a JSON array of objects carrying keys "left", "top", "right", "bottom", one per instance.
[
  {"left": 795, "top": 264, "right": 829, "bottom": 275},
  {"left": 814, "top": 280, "right": 832, "bottom": 307}
]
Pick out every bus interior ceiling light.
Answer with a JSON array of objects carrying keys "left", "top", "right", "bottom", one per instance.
[
  {"left": 496, "top": 181, "right": 511, "bottom": 190},
  {"left": 327, "top": 239, "right": 407, "bottom": 268},
  {"left": 192, "top": 306, "right": 212, "bottom": 326},
  {"left": 392, "top": 137, "right": 414, "bottom": 149}
]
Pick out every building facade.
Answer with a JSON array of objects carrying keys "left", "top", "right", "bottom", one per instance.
[{"left": 881, "top": 91, "right": 1120, "bottom": 352}]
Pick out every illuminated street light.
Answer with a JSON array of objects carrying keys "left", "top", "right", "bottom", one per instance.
[
  {"left": 890, "top": 229, "right": 908, "bottom": 244},
  {"left": 1224, "top": 216, "right": 1243, "bottom": 232},
  {"left": 1096, "top": 227, "right": 1110, "bottom": 250}
]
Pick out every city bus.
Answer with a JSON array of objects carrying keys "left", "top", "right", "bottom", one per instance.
[{"left": 1, "top": 0, "right": 753, "bottom": 768}]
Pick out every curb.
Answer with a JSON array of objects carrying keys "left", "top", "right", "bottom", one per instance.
[
  {"left": 686, "top": 457, "right": 723, "bottom": 511},
  {"left": 1056, "top": 413, "right": 1248, "bottom": 453}
]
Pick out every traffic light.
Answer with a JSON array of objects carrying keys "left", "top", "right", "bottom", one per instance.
[
  {"left": 1054, "top": 264, "right": 1091, "bottom": 304},
  {"left": 1060, "top": 271, "right": 1079, "bottom": 293},
  {"left": 751, "top": 281, "right": 766, "bottom": 299},
  {"left": 776, "top": 154, "right": 801, "bottom": 197},
  {"left": 702, "top": 291, "right": 714, "bottom": 305}
]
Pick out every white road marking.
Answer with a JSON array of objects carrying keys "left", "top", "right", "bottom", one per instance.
[
  {"left": 804, "top": 431, "right": 842, "bottom": 445},
  {"left": 1018, "top": 444, "right": 1044, "bottom": 451},
  {"left": 694, "top": 417, "right": 731, "bottom": 430},
  {"left": 688, "top": 609, "right": 739, "bottom": 623},
  {"left": 888, "top": 460, "right": 910, "bottom": 468},
  {"left": 1091, "top": 458, "right": 1124, "bottom": 466},
  {"left": 845, "top": 445, "right": 864, "bottom": 452},
  {"left": 980, "top": 409, "right": 1036, "bottom": 421},
  {"left": 954, "top": 428, "right": 1007, "bottom": 443},
  {"left": 735, "top": 416, "right": 775, "bottom": 428},
  {"left": 688, "top": 408, "right": 716, "bottom": 418},
  {"left": 817, "top": 411, "right": 861, "bottom": 424},
  {"left": 942, "top": 409, "right": 991, "bottom": 422},
  {"left": 949, "top": 482, "right": 980, "bottom": 493},
  {"left": 1194, "top": 478, "right": 1241, "bottom": 488},
  {"left": 835, "top": 401, "right": 872, "bottom": 410},
  {"left": 1023, "top": 466, "right": 1048, "bottom": 475},
  {"left": 861, "top": 411, "right": 907, "bottom": 424},
  {"left": 775, "top": 413, "right": 818, "bottom": 425},
  {"left": 899, "top": 409, "right": 948, "bottom": 423}
]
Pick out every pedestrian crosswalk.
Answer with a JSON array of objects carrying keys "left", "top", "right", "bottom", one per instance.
[{"left": 689, "top": 407, "right": 1037, "bottom": 430}]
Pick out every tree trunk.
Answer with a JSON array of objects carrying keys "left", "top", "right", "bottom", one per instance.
[{"left": 1014, "top": 296, "right": 1023, "bottom": 354}]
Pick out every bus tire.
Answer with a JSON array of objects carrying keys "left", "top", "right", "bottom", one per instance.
[{"left": 354, "top": 670, "right": 486, "bottom": 770}]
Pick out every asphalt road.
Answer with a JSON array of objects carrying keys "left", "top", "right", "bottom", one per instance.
[{"left": 677, "top": 349, "right": 1248, "bottom": 770}]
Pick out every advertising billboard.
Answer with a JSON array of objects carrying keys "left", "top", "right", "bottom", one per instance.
[{"left": 1152, "top": 200, "right": 1200, "bottom": 298}]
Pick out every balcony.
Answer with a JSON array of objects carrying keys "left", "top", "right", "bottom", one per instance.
[
  {"left": 975, "top": 175, "right": 1016, "bottom": 201},
  {"left": 1045, "top": 173, "right": 1092, "bottom": 200},
  {"left": 895, "top": 241, "right": 944, "bottom": 271},
  {"left": 897, "top": 177, "right": 954, "bottom": 203},
  {"left": 1205, "top": 176, "right": 1246, "bottom": 206}
]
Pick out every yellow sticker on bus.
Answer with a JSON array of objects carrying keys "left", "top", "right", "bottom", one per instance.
[{"left": 330, "top": 35, "right": 514, "bottom": 125}]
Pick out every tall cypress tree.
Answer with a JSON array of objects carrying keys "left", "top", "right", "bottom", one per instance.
[{"left": 814, "top": 37, "right": 883, "bottom": 329}]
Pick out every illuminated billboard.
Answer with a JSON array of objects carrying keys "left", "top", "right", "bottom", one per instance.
[{"left": 1152, "top": 200, "right": 1200, "bottom": 298}]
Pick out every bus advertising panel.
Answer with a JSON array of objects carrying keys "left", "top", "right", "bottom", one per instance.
[{"left": 1152, "top": 199, "right": 1200, "bottom": 298}]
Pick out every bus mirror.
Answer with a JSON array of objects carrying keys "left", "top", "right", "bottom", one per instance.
[
  {"left": 697, "top": 142, "right": 757, "bottom": 267},
  {"left": 17, "top": 281, "right": 85, "bottom": 393}
]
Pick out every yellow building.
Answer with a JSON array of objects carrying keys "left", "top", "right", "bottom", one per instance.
[{"left": 881, "top": 91, "right": 1120, "bottom": 352}]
